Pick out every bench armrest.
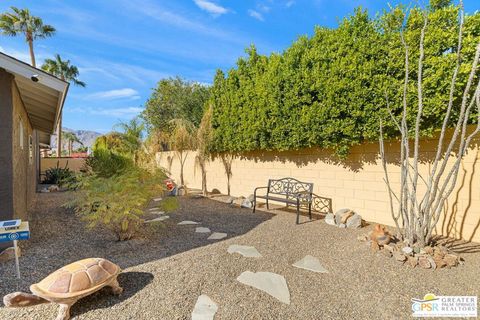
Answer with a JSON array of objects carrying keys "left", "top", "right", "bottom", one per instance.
[{"left": 254, "top": 186, "right": 269, "bottom": 196}]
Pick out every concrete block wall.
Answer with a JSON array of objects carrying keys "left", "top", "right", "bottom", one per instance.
[{"left": 157, "top": 128, "right": 480, "bottom": 243}]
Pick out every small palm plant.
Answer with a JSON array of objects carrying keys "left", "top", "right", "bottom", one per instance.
[{"left": 0, "top": 7, "right": 55, "bottom": 67}]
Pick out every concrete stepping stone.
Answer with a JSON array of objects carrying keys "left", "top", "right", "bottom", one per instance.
[
  {"left": 191, "top": 294, "right": 218, "bottom": 320},
  {"left": 177, "top": 220, "right": 200, "bottom": 225},
  {"left": 292, "top": 255, "right": 328, "bottom": 273},
  {"left": 208, "top": 232, "right": 227, "bottom": 240},
  {"left": 144, "top": 216, "right": 170, "bottom": 223},
  {"left": 150, "top": 210, "right": 165, "bottom": 215},
  {"left": 153, "top": 197, "right": 163, "bottom": 201},
  {"left": 227, "top": 245, "right": 262, "bottom": 258},
  {"left": 237, "top": 271, "right": 290, "bottom": 304},
  {"left": 148, "top": 207, "right": 160, "bottom": 212},
  {"left": 195, "top": 227, "right": 211, "bottom": 233}
]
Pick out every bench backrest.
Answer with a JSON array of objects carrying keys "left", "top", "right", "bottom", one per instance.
[{"left": 267, "top": 178, "right": 313, "bottom": 196}]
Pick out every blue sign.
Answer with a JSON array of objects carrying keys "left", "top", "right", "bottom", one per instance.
[{"left": 0, "top": 221, "right": 30, "bottom": 243}]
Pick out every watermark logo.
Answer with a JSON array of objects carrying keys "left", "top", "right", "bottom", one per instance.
[{"left": 412, "top": 293, "right": 477, "bottom": 317}]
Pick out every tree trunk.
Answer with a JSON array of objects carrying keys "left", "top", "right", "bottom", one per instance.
[
  {"left": 27, "top": 38, "right": 36, "bottom": 68},
  {"left": 56, "top": 115, "right": 62, "bottom": 157}
]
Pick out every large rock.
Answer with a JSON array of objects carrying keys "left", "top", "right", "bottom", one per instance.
[
  {"left": 237, "top": 271, "right": 290, "bottom": 304},
  {"left": 191, "top": 294, "right": 218, "bottom": 320},
  {"left": 334, "top": 209, "right": 353, "bottom": 225},
  {"left": 232, "top": 197, "right": 246, "bottom": 207},
  {"left": 213, "top": 195, "right": 235, "bottom": 204},
  {"left": 324, "top": 213, "right": 336, "bottom": 226},
  {"left": 346, "top": 213, "right": 362, "bottom": 229},
  {"left": 241, "top": 198, "right": 253, "bottom": 209}
]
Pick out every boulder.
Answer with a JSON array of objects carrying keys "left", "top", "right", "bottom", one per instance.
[
  {"left": 393, "top": 251, "right": 406, "bottom": 262},
  {"left": 241, "top": 198, "right": 253, "bottom": 209},
  {"left": 407, "top": 256, "right": 418, "bottom": 268},
  {"left": 402, "top": 247, "right": 413, "bottom": 256},
  {"left": 325, "top": 213, "right": 336, "bottom": 226},
  {"left": 433, "top": 256, "right": 447, "bottom": 269},
  {"left": 383, "top": 244, "right": 395, "bottom": 253},
  {"left": 211, "top": 188, "right": 221, "bottom": 195},
  {"left": 427, "top": 256, "right": 437, "bottom": 270},
  {"left": 338, "top": 223, "right": 346, "bottom": 228},
  {"left": 232, "top": 197, "right": 246, "bottom": 207},
  {"left": 48, "top": 185, "right": 59, "bottom": 192},
  {"left": 418, "top": 256, "right": 431, "bottom": 269},
  {"left": 213, "top": 195, "right": 235, "bottom": 204},
  {"left": 444, "top": 254, "right": 458, "bottom": 268},
  {"left": 334, "top": 208, "right": 353, "bottom": 225},
  {"left": 346, "top": 213, "right": 362, "bottom": 229}
]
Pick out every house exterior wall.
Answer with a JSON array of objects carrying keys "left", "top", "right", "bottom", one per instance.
[
  {"left": 11, "top": 81, "right": 37, "bottom": 221},
  {"left": 157, "top": 127, "right": 480, "bottom": 243}
]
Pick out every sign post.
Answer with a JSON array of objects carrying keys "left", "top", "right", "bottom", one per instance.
[{"left": 0, "top": 220, "right": 30, "bottom": 279}]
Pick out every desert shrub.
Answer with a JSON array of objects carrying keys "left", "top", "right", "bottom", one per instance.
[
  {"left": 43, "top": 161, "right": 75, "bottom": 186},
  {"left": 72, "top": 168, "right": 166, "bottom": 241},
  {"left": 84, "top": 149, "right": 133, "bottom": 178}
]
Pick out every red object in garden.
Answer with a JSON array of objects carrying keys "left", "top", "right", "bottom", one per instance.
[{"left": 164, "top": 179, "right": 175, "bottom": 191}]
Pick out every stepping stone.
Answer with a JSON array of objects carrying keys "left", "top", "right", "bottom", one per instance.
[
  {"left": 227, "top": 245, "right": 262, "bottom": 258},
  {"left": 153, "top": 197, "right": 163, "bottom": 201},
  {"left": 208, "top": 232, "right": 227, "bottom": 240},
  {"left": 178, "top": 220, "right": 200, "bottom": 225},
  {"left": 292, "top": 255, "right": 328, "bottom": 273},
  {"left": 149, "top": 207, "right": 160, "bottom": 212},
  {"left": 150, "top": 210, "right": 165, "bottom": 215},
  {"left": 191, "top": 294, "right": 218, "bottom": 320},
  {"left": 195, "top": 227, "right": 211, "bottom": 233},
  {"left": 145, "top": 216, "right": 170, "bottom": 223},
  {"left": 237, "top": 271, "right": 290, "bottom": 304}
]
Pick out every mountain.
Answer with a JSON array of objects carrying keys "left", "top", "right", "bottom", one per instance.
[{"left": 50, "top": 128, "right": 102, "bottom": 149}]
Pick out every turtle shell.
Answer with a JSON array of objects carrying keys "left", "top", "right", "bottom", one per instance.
[{"left": 30, "top": 258, "right": 120, "bottom": 299}]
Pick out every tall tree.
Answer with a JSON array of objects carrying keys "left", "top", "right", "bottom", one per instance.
[
  {"left": 0, "top": 7, "right": 55, "bottom": 67},
  {"left": 41, "top": 54, "right": 86, "bottom": 157},
  {"left": 63, "top": 131, "right": 82, "bottom": 156},
  {"left": 114, "top": 117, "right": 145, "bottom": 164}
]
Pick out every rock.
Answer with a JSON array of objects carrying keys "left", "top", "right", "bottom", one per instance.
[
  {"left": 177, "top": 221, "right": 200, "bottom": 225},
  {"left": 247, "top": 194, "right": 255, "bottom": 202},
  {"left": 381, "top": 249, "right": 392, "bottom": 258},
  {"left": 232, "top": 197, "right": 246, "bottom": 207},
  {"left": 341, "top": 211, "right": 354, "bottom": 224},
  {"left": 48, "top": 185, "right": 60, "bottom": 192},
  {"left": 383, "top": 244, "right": 395, "bottom": 253},
  {"left": 325, "top": 213, "right": 336, "bottom": 226},
  {"left": 213, "top": 195, "right": 235, "bottom": 204},
  {"left": 195, "top": 227, "right": 211, "bottom": 233},
  {"left": 207, "top": 232, "right": 227, "bottom": 240},
  {"left": 40, "top": 187, "right": 50, "bottom": 193},
  {"left": 393, "top": 251, "right": 406, "bottom": 262},
  {"left": 211, "top": 188, "right": 221, "bottom": 195},
  {"left": 371, "top": 241, "right": 380, "bottom": 252},
  {"left": 346, "top": 213, "right": 362, "bottom": 229},
  {"left": 402, "top": 247, "right": 413, "bottom": 255},
  {"left": 292, "top": 255, "right": 328, "bottom": 273},
  {"left": 237, "top": 271, "right": 290, "bottom": 304},
  {"left": 334, "top": 208, "right": 353, "bottom": 225},
  {"left": 427, "top": 256, "right": 437, "bottom": 270},
  {"left": 0, "top": 247, "right": 20, "bottom": 263},
  {"left": 424, "top": 246, "right": 434, "bottom": 255},
  {"left": 418, "top": 256, "right": 431, "bottom": 269},
  {"left": 376, "top": 235, "right": 391, "bottom": 246},
  {"left": 241, "top": 198, "right": 253, "bottom": 209},
  {"left": 227, "top": 245, "right": 262, "bottom": 258},
  {"left": 176, "top": 187, "right": 187, "bottom": 196},
  {"left": 407, "top": 256, "right": 418, "bottom": 268},
  {"left": 191, "top": 294, "right": 218, "bottom": 320},
  {"left": 338, "top": 223, "right": 346, "bottom": 228},
  {"left": 153, "top": 197, "right": 163, "bottom": 202},
  {"left": 433, "top": 256, "right": 447, "bottom": 269},
  {"left": 443, "top": 254, "right": 458, "bottom": 268}
]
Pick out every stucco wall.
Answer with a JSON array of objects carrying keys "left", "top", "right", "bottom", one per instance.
[
  {"left": 40, "top": 157, "right": 86, "bottom": 176},
  {"left": 11, "top": 82, "right": 37, "bottom": 221},
  {"left": 157, "top": 129, "right": 480, "bottom": 243}
]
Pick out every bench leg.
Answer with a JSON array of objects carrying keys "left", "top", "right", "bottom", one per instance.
[
  {"left": 266, "top": 198, "right": 269, "bottom": 210},
  {"left": 309, "top": 202, "right": 312, "bottom": 220},
  {"left": 296, "top": 200, "right": 300, "bottom": 224},
  {"left": 253, "top": 195, "right": 256, "bottom": 213}
]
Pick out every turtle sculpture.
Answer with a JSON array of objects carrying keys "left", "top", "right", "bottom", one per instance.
[{"left": 3, "top": 258, "right": 122, "bottom": 320}]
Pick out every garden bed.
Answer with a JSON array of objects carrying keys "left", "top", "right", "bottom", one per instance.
[{"left": 0, "top": 192, "right": 479, "bottom": 319}]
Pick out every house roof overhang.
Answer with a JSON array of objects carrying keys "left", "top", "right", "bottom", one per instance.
[{"left": 0, "top": 52, "right": 69, "bottom": 145}]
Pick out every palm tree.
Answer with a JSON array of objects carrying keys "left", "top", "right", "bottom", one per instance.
[
  {"left": 114, "top": 117, "right": 145, "bottom": 164},
  {"left": 0, "top": 7, "right": 55, "bottom": 67},
  {"left": 63, "top": 131, "right": 83, "bottom": 156},
  {"left": 41, "top": 54, "right": 86, "bottom": 157}
]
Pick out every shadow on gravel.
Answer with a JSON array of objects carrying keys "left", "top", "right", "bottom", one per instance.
[
  {"left": 0, "top": 193, "right": 275, "bottom": 300},
  {"left": 71, "top": 271, "right": 154, "bottom": 318}
]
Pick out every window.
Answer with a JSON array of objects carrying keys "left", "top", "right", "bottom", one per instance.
[{"left": 29, "top": 135, "right": 33, "bottom": 164}]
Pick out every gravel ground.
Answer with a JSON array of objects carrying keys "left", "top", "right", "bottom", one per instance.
[{"left": 1, "top": 192, "right": 479, "bottom": 320}]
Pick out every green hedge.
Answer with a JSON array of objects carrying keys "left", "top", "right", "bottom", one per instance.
[{"left": 210, "top": 4, "right": 480, "bottom": 157}]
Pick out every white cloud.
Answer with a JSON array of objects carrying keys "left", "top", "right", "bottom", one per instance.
[
  {"left": 193, "top": 0, "right": 228, "bottom": 15},
  {"left": 0, "top": 45, "right": 49, "bottom": 65},
  {"left": 69, "top": 106, "right": 144, "bottom": 118},
  {"left": 286, "top": 1, "right": 296, "bottom": 8},
  {"left": 86, "top": 88, "right": 140, "bottom": 100},
  {"left": 248, "top": 10, "right": 264, "bottom": 21}
]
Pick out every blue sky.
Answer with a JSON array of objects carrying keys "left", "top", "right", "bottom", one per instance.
[{"left": 0, "top": 0, "right": 478, "bottom": 133}]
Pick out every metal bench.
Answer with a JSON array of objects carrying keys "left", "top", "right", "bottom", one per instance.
[{"left": 253, "top": 177, "right": 314, "bottom": 224}]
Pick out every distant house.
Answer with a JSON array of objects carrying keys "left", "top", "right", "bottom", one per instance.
[{"left": 0, "top": 52, "right": 69, "bottom": 249}]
